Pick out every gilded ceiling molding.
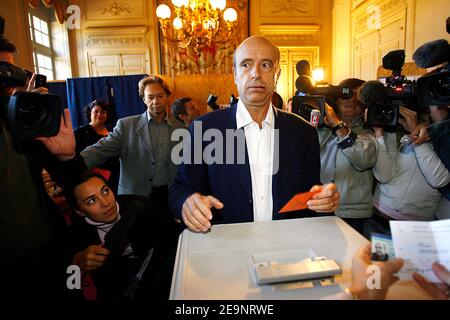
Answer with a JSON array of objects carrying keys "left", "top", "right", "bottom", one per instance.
[{"left": 101, "top": 1, "right": 132, "bottom": 16}]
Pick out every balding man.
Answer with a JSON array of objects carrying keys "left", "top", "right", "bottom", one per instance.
[{"left": 169, "top": 35, "right": 339, "bottom": 232}]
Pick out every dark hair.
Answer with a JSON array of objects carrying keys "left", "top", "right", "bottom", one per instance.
[
  {"left": 138, "top": 75, "right": 171, "bottom": 98},
  {"left": 338, "top": 78, "right": 366, "bottom": 91},
  {"left": 171, "top": 97, "right": 192, "bottom": 121},
  {"left": 271, "top": 91, "right": 284, "bottom": 109},
  {"left": 83, "top": 99, "right": 111, "bottom": 124},
  {"left": 0, "top": 35, "right": 17, "bottom": 54},
  {"left": 65, "top": 171, "right": 110, "bottom": 209}
]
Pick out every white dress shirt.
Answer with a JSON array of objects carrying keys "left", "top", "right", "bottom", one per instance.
[{"left": 236, "top": 100, "right": 275, "bottom": 222}]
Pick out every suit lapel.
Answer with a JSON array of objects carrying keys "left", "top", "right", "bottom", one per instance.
[
  {"left": 228, "top": 104, "right": 252, "bottom": 200},
  {"left": 272, "top": 109, "right": 292, "bottom": 216},
  {"left": 135, "top": 112, "right": 153, "bottom": 150}
]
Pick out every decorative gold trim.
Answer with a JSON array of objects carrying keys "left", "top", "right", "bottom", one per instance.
[{"left": 259, "top": 24, "right": 320, "bottom": 35}]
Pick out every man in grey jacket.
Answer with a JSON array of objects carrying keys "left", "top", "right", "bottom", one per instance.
[{"left": 81, "top": 76, "right": 184, "bottom": 206}]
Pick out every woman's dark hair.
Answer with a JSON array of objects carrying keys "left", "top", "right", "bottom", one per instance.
[
  {"left": 65, "top": 171, "right": 111, "bottom": 209},
  {"left": 83, "top": 99, "right": 111, "bottom": 124}
]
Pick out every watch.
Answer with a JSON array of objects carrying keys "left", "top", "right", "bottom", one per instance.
[
  {"left": 332, "top": 122, "right": 346, "bottom": 135},
  {"left": 337, "top": 129, "right": 357, "bottom": 149}
]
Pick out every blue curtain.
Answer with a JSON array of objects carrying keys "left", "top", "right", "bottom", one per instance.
[
  {"left": 47, "top": 81, "right": 69, "bottom": 110},
  {"left": 106, "top": 74, "right": 147, "bottom": 120},
  {"left": 66, "top": 75, "right": 148, "bottom": 130},
  {"left": 67, "top": 77, "right": 109, "bottom": 129}
]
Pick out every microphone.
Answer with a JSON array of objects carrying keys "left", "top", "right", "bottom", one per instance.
[
  {"left": 356, "top": 80, "right": 387, "bottom": 105},
  {"left": 296, "top": 60, "right": 312, "bottom": 77},
  {"left": 413, "top": 39, "right": 449, "bottom": 68}
]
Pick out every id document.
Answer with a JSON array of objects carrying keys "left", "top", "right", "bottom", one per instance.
[{"left": 390, "top": 219, "right": 450, "bottom": 283}]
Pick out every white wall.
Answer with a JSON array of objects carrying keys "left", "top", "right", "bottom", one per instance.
[{"left": 414, "top": 0, "right": 450, "bottom": 49}]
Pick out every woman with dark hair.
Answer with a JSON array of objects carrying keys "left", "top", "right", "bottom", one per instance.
[
  {"left": 75, "top": 99, "right": 112, "bottom": 151},
  {"left": 74, "top": 99, "right": 119, "bottom": 193},
  {"left": 64, "top": 171, "right": 180, "bottom": 300}
]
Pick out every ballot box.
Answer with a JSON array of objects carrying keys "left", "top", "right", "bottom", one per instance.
[{"left": 170, "top": 216, "right": 365, "bottom": 300}]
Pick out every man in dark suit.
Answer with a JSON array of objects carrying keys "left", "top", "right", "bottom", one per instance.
[{"left": 169, "top": 35, "right": 339, "bottom": 232}]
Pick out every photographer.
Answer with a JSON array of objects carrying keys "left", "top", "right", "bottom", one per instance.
[
  {"left": 0, "top": 35, "right": 86, "bottom": 299},
  {"left": 318, "top": 78, "right": 377, "bottom": 236},
  {"left": 370, "top": 105, "right": 449, "bottom": 228},
  {"left": 411, "top": 39, "right": 450, "bottom": 219}
]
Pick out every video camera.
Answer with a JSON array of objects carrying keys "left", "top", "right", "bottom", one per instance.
[
  {"left": 0, "top": 61, "right": 62, "bottom": 140},
  {"left": 291, "top": 60, "right": 352, "bottom": 126},
  {"left": 358, "top": 50, "right": 420, "bottom": 131},
  {"left": 206, "top": 93, "right": 239, "bottom": 110},
  {"left": 358, "top": 40, "right": 450, "bottom": 131}
]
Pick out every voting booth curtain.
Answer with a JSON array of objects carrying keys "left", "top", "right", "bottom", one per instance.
[{"left": 47, "top": 74, "right": 148, "bottom": 130}]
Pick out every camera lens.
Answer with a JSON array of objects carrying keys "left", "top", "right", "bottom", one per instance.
[
  {"left": 17, "top": 98, "right": 47, "bottom": 128},
  {"left": 374, "top": 105, "right": 396, "bottom": 123},
  {"left": 430, "top": 75, "right": 450, "bottom": 98}
]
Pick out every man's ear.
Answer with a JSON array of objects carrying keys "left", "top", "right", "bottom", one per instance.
[
  {"left": 232, "top": 67, "right": 238, "bottom": 85},
  {"left": 275, "top": 68, "right": 281, "bottom": 85}
]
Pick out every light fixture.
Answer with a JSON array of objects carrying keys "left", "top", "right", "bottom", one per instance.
[
  {"left": 156, "top": 0, "right": 238, "bottom": 55},
  {"left": 312, "top": 66, "right": 325, "bottom": 83}
]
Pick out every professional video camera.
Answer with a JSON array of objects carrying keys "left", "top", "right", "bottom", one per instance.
[
  {"left": 413, "top": 38, "right": 450, "bottom": 106},
  {"left": 0, "top": 60, "right": 62, "bottom": 140},
  {"left": 206, "top": 93, "right": 239, "bottom": 110},
  {"left": 358, "top": 50, "right": 420, "bottom": 131},
  {"left": 291, "top": 60, "right": 352, "bottom": 126},
  {"left": 359, "top": 38, "right": 450, "bottom": 131}
]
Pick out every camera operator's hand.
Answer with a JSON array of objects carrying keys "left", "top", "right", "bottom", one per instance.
[
  {"left": 26, "top": 73, "right": 48, "bottom": 94},
  {"left": 365, "top": 109, "right": 384, "bottom": 137},
  {"left": 399, "top": 106, "right": 418, "bottom": 133},
  {"left": 410, "top": 122, "right": 430, "bottom": 145},
  {"left": 323, "top": 103, "right": 341, "bottom": 128},
  {"left": 36, "top": 109, "right": 76, "bottom": 161},
  {"left": 324, "top": 103, "right": 350, "bottom": 138}
]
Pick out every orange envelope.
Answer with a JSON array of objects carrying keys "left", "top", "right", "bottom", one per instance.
[{"left": 278, "top": 190, "right": 321, "bottom": 213}]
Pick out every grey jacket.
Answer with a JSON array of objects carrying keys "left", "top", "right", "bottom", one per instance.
[
  {"left": 81, "top": 111, "right": 184, "bottom": 196},
  {"left": 318, "top": 119, "right": 377, "bottom": 219},
  {"left": 373, "top": 132, "right": 449, "bottom": 220}
]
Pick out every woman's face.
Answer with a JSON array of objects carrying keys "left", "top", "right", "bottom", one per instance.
[
  {"left": 74, "top": 177, "right": 118, "bottom": 223},
  {"left": 90, "top": 105, "right": 108, "bottom": 127},
  {"left": 337, "top": 96, "right": 363, "bottom": 121}
]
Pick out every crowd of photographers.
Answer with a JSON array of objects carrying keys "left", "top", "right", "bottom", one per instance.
[{"left": 1, "top": 25, "right": 449, "bottom": 301}]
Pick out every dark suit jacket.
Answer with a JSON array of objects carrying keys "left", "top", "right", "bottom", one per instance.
[{"left": 169, "top": 104, "right": 321, "bottom": 225}]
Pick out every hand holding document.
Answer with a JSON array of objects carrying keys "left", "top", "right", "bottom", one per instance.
[{"left": 390, "top": 220, "right": 450, "bottom": 283}]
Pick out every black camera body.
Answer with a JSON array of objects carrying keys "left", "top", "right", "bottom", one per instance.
[
  {"left": 292, "top": 62, "right": 352, "bottom": 126},
  {"left": 362, "top": 50, "right": 420, "bottom": 131},
  {"left": 417, "top": 64, "right": 450, "bottom": 106},
  {"left": 7, "top": 92, "right": 61, "bottom": 139},
  {"left": 0, "top": 61, "right": 62, "bottom": 140},
  {"left": 207, "top": 93, "right": 239, "bottom": 110}
]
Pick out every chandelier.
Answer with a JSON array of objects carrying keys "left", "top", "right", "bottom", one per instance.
[{"left": 156, "top": 0, "right": 238, "bottom": 55}]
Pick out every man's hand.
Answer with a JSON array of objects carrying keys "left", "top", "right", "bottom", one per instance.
[
  {"left": 73, "top": 245, "right": 110, "bottom": 272},
  {"left": 182, "top": 192, "right": 224, "bottom": 232},
  {"left": 349, "top": 243, "right": 404, "bottom": 300},
  {"left": 413, "top": 263, "right": 450, "bottom": 300},
  {"left": 307, "top": 183, "right": 340, "bottom": 213},
  {"left": 410, "top": 122, "right": 430, "bottom": 145},
  {"left": 364, "top": 109, "right": 384, "bottom": 137},
  {"left": 36, "top": 108, "right": 76, "bottom": 161},
  {"left": 323, "top": 103, "right": 341, "bottom": 128},
  {"left": 398, "top": 106, "right": 418, "bottom": 133}
]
